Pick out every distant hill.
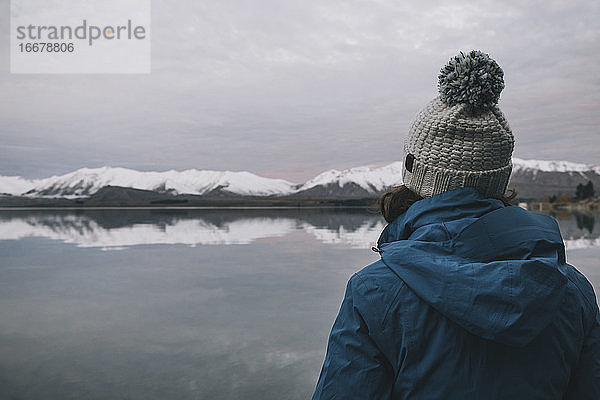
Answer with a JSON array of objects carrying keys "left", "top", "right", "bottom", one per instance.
[
  {"left": 509, "top": 158, "right": 600, "bottom": 199},
  {"left": 0, "top": 167, "right": 295, "bottom": 198},
  {"left": 87, "top": 186, "right": 185, "bottom": 204},
  {"left": 293, "top": 162, "right": 404, "bottom": 198},
  {"left": 1, "top": 158, "right": 599, "bottom": 203}
]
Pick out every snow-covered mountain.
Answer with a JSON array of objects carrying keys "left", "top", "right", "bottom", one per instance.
[
  {"left": 510, "top": 158, "right": 600, "bottom": 199},
  {"left": 0, "top": 167, "right": 296, "bottom": 198},
  {"left": 512, "top": 158, "right": 600, "bottom": 174},
  {"left": 295, "top": 158, "right": 600, "bottom": 199},
  {"left": 1, "top": 157, "right": 598, "bottom": 199},
  {"left": 294, "top": 162, "right": 404, "bottom": 197}
]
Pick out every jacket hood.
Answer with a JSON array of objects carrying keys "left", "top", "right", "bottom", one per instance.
[{"left": 377, "top": 188, "right": 568, "bottom": 347}]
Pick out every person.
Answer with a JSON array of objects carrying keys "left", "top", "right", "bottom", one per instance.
[{"left": 312, "top": 51, "right": 600, "bottom": 399}]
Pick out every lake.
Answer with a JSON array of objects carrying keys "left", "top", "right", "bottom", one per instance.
[{"left": 0, "top": 208, "right": 598, "bottom": 399}]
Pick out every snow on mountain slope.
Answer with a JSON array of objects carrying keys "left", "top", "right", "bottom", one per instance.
[
  {"left": 299, "top": 158, "right": 600, "bottom": 195},
  {"left": 0, "top": 176, "right": 37, "bottom": 196},
  {"left": 509, "top": 158, "right": 600, "bottom": 198},
  {"left": 512, "top": 158, "right": 600, "bottom": 174},
  {"left": 297, "top": 162, "right": 404, "bottom": 194},
  {"left": 1, "top": 158, "right": 599, "bottom": 199},
  {"left": 0, "top": 167, "right": 296, "bottom": 198}
]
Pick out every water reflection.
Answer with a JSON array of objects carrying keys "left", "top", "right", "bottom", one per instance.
[
  {"left": 0, "top": 209, "right": 598, "bottom": 250},
  {"left": 0, "top": 209, "right": 385, "bottom": 400},
  {"left": 575, "top": 213, "right": 595, "bottom": 234},
  {"left": 0, "top": 209, "right": 598, "bottom": 400},
  {"left": 0, "top": 209, "right": 385, "bottom": 250},
  {"left": 545, "top": 210, "right": 600, "bottom": 250}
]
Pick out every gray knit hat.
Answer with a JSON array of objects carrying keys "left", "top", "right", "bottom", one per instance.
[{"left": 403, "top": 50, "right": 514, "bottom": 199}]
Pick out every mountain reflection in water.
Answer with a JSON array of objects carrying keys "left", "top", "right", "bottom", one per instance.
[{"left": 0, "top": 208, "right": 598, "bottom": 250}]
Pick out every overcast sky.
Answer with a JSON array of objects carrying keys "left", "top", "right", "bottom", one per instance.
[{"left": 1, "top": 0, "right": 598, "bottom": 182}]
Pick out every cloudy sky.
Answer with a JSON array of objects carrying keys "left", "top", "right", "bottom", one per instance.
[{"left": 1, "top": 0, "right": 598, "bottom": 182}]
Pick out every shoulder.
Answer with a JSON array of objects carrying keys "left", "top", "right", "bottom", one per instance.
[
  {"left": 346, "top": 260, "right": 411, "bottom": 328},
  {"left": 352, "top": 259, "right": 405, "bottom": 294},
  {"left": 560, "top": 263, "right": 600, "bottom": 326}
]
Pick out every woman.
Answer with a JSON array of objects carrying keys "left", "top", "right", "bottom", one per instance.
[{"left": 312, "top": 51, "right": 600, "bottom": 399}]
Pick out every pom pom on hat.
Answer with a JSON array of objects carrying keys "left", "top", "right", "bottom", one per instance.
[{"left": 438, "top": 50, "right": 504, "bottom": 110}]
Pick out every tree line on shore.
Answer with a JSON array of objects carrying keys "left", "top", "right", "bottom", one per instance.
[{"left": 545, "top": 181, "right": 595, "bottom": 204}]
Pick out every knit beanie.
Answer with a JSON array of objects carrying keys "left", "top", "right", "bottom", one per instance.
[{"left": 402, "top": 50, "right": 514, "bottom": 199}]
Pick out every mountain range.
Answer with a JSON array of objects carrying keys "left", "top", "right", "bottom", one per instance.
[{"left": 1, "top": 158, "right": 599, "bottom": 201}]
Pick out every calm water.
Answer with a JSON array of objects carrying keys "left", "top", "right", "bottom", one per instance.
[{"left": 0, "top": 208, "right": 598, "bottom": 400}]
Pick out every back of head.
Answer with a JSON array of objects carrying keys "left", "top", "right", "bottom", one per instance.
[{"left": 402, "top": 51, "right": 514, "bottom": 199}]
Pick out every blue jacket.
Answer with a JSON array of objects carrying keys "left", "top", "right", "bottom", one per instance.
[{"left": 313, "top": 188, "right": 600, "bottom": 399}]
